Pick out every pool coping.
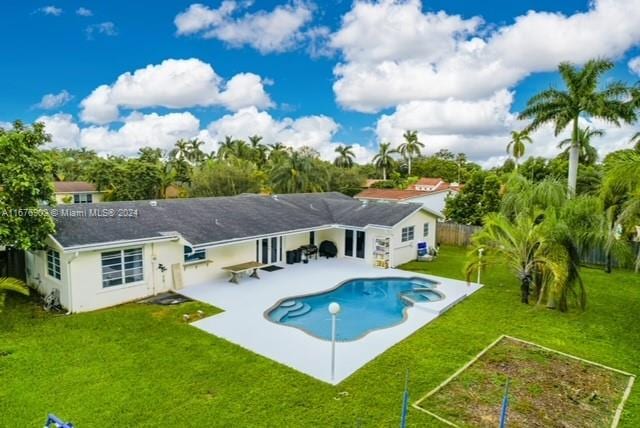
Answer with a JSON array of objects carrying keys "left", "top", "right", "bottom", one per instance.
[{"left": 262, "top": 276, "right": 445, "bottom": 342}]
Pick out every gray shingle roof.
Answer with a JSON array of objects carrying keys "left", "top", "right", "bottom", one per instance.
[{"left": 50, "top": 192, "right": 423, "bottom": 249}]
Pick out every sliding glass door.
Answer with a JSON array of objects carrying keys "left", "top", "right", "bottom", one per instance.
[
  {"left": 344, "top": 229, "right": 365, "bottom": 259},
  {"left": 258, "top": 237, "right": 282, "bottom": 264}
]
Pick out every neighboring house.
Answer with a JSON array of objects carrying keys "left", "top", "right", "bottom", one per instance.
[
  {"left": 53, "top": 181, "right": 105, "bottom": 204},
  {"left": 363, "top": 179, "right": 383, "bottom": 188},
  {"left": 354, "top": 178, "right": 461, "bottom": 218},
  {"left": 25, "top": 192, "right": 440, "bottom": 313}
]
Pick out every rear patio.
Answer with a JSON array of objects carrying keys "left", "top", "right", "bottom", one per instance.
[{"left": 179, "top": 258, "right": 481, "bottom": 384}]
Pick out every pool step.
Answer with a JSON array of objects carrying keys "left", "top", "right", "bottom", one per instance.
[
  {"left": 277, "top": 302, "right": 304, "bottom": 321},
  {"left": 280, "top": 300, "right": 297, "bottom": 308},
  {"left": 285, "top": 303, "right": 311, "bottom": 319}
]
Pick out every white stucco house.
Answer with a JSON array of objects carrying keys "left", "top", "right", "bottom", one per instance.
[
  {"left": 354, "top": 178, "right": 461, "bottom": 218},
  {"left": 25, "top": 192, "right": 441, "bottom": 313},
  {"left": 53, "top": 181, "right": 105, "bottom": 204}
]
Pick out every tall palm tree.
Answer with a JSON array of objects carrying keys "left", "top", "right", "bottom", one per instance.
[
  {"left": 557, "top": 126, "right": 603, "bottom": 166},
  {"left": 170, "top": 139, "right": 190, "bottom": 162},
  {"left": 0, "top": 277, "right": 29, "bottom": 311},
  {"left": 267, "top": 142, "right": 291, "bottom": 163},
  {"left": 217, "top": 136, "right": 236, "bottom": 161},
  {"left": 519, "top": 59, "right": 635, "bottom": 197},
  {"left": 186, "top": 139, "right": 206, "bottom": 164},
  {"left": 506, "top": 130, "right": 532, "bottom": 171},
  {"left": 333, "top": 145, "right": 355, "bottom": 168},
  {"left": 372, "top": 142, "right": 395, "bottom": 180},
  {"left": 397, "top": 130, "right": 424, "bottom": 176}
]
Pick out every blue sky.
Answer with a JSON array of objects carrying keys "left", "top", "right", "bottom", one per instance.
[{"left": 2, "top": 1, "right": 639, "bottom": 164}]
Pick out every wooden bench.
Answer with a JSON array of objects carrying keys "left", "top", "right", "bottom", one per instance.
[{"left": 221, "top": 261, "right": 267, "bottom": 284}]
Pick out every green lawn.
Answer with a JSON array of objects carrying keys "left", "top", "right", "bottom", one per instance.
[{"left": 1, "top": 246, "right": 638, "bottom": 427}]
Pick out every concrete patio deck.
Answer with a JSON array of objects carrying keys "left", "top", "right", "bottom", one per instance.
[{"left": 179, "top": 258, "right": 482, "bottom": 384}]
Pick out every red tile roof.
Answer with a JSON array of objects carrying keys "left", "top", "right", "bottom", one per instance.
[
  {"left": 412, "top": 177, "right": 444, "bottom": 187},
  {"left": 53, "top": 181, "right": 98, "bottom": 193},
  {"left": 355, "top": 188, "right": 430, "bottom": 201}
]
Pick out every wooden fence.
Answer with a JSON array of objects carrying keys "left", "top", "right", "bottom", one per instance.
[
  {"left": 436, "top": 223, "right": 482, "bottom": 247},
  {"left": 436, "top": 222, "right": 639, "bottom": 269}
]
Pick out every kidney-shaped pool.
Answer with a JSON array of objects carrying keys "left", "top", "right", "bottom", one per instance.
[{"left": 265, "top": 277, "right": 444, "bottom": 341}]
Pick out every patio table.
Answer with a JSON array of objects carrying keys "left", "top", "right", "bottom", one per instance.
[{"left": 222, "top": 261, "right": 267, "bottom": 284}]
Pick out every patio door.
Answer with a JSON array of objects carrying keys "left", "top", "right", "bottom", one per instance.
[
  {"left": 257, "top": 236, "right": 282, "bottom": 265},
  {"left": 344, "top": 229, "right": 365, "bottom": 259}
]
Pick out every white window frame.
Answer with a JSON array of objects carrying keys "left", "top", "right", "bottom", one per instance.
[
  {"left": 73, "top": 193, "right": 93, "bottom": 204},
  {"left": 184, "top": 246, "right": 207, "bottom": 264},
  {"left": 423, "top": 223, "right": 430, "bottom": 237},
  {"left": 46, "top": 249, "right": 61, "bottom": 280},
  {"left": 101, "top": 247, "right": 144, "bottom": 288},
  {"left": 401, "top": 226, "right": 415, "bottom": 243}
]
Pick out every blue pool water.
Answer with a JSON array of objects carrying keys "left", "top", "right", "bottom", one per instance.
[{"left": 265, "top": 277, "right": 443, "bottom": 341}]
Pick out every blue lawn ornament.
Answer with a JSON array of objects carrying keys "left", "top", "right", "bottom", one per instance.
[
  {"left": 499, "top": 378, "right": 510, "bottom": 428},
  {"left": 400, "top": 369, "right": 409, "bottom": 428},
  {"left": 44, "top": 413, "right": 74, "bottom": 428}
]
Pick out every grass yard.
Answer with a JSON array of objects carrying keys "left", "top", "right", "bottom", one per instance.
[
  {"left": 415, "top": 336, "right": 633, "bottom": 427},
  {"left": 1, "top": 245, "right": 639, "bottom": 427}
]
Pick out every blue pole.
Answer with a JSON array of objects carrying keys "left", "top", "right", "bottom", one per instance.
[
  {"left": 400, "top": 369, "right": 409, "bottom": 428},
  {"left": 499, "top": 378, "right": 510, "bottom": 428}
]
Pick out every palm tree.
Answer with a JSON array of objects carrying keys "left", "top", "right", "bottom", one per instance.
[
  {"left": 267, "top": 142, "right": 291, "bottom": 163},
  {"left": 397, "top": 130, "right": 424, "bottom": 176},
  {"left": 270, "top": 152, "right": 328, "bottom": 193},
  {"left": 372, "top": 142, "right": 396, "bottom": 180},
  {"left": 186, "top": 139, "right": 206, "bottom": 164},
  {"left": 506, "top": 130, "right": 532, "bottom": 171},
  {"left": 601, "top": 149, "right": 640, "bottom": 272},
  {"left": 519, "top": 59, "right": 635, "bottom": 197},
  {"left": 0, "top": 277, "right": 29, "bottom": 311},
  {"left": 557, "top": 126, "right": 603, "bottom": 166},
  {"left": 333, "top": 145, "right": 355, "bottom": 168},
  {"left": 217, "top": 136, "right": 236, "bottom": 161},
  {"left": 170, "top": 139, "right": 190, "bottom": 162},
  {"left": 630, "top": 132, "right": 640, "bottom": 151},
  {"left": 465, "top": 210, "right": 585, "bottom": 311}
]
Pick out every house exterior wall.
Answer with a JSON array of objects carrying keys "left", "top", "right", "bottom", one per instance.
[
  {"left": 25, "top": 241, "right": 72, "bottom": 310},
  {"left": 54, "top": 192, "right": 104, "bottom": 204},
  {"left": 27, "top": 212, "right": 438, "bottom": 313},
  {"left": 390, "top": 210, "right": 437, "bottom": 267},
  {"left": 405, "top": 191, "right": 456, "bottom": 218}
]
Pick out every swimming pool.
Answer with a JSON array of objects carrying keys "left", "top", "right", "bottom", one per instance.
[{"left": 265, "top": 277, "right": 444, "bottom": 341}]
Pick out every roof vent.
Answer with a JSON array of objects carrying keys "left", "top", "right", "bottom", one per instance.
[
  {"left": 149, "top": 200, "right": 158, "bottom": 207},
  {"left": 215, "top": 218, "right": 222, "bottom": 226},
  {"left": 272, "top": 194, "right": 279, "bottom": 201}
]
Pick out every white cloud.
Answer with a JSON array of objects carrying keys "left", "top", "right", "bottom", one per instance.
[
  {"left": 206, "top": 107, "right": 373, "bottom": 162},
  {"left": 629, "top": 56, "right": 640, "bottom": 76},
  {"left": 36, "top": 113, "right": 81, "bottom": 149},
  {"left": 79, "top": 58, "right": 273, "bottom": 124},
  {"left": 36, "top": 6, "right": 62, "bottom": 16},
  {"left": 80, "top": 112, "right": 202, "bottom": 155},
  {"left": 175, "top": 1, "right": 314, "bottom": 54},
  {"left": 34, "top": 90, "right": 73, "bottom": 109},
  {"left": 86, "top": 22, "right": 118, "bottom": 39},
  {"left": 330, "top": 0, "right": 640, "bottom": 112},
  {"left": 76, "top": 7, "right": 93, "bottom": 17}
]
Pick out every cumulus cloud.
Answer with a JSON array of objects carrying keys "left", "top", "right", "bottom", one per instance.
[
  {"left": 76, "top": 7, "right": 93, "bottom": 17},
  {"left": 629, "top": 56, "right": 640, "bottom": 76},
  {"left": 205, "top": 106, "right": 373, "bottom": 163},
  {"left": 35, "top": 6, "right": 62, "bottom": 16},
  {"left": 36, "top": 113, "right": 81, "bottom": 149},
  {"left": 175, "top": 1, "right": 314, "bottom": 54},
  {"left": 86, "top": 22, "right": 118, "bottom": 39},
  {"left": 79, "top": 58, "right": 273, "bottom": 124},
  {"left": 34, "top": 90, "right": 73, "bottom": 110},
  {"left": 330, "top": 0, "right": 640, "bottom": 112},
  {"left": 38, "top": 112, "right": 203, "bottom": 155},
  {"left": 37, "top": 108, "right": 369, "bottom": 162}
]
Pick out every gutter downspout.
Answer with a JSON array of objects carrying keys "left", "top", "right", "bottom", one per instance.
[{"left": 66, "top": 251, "right": 79, "bottom": 315}]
